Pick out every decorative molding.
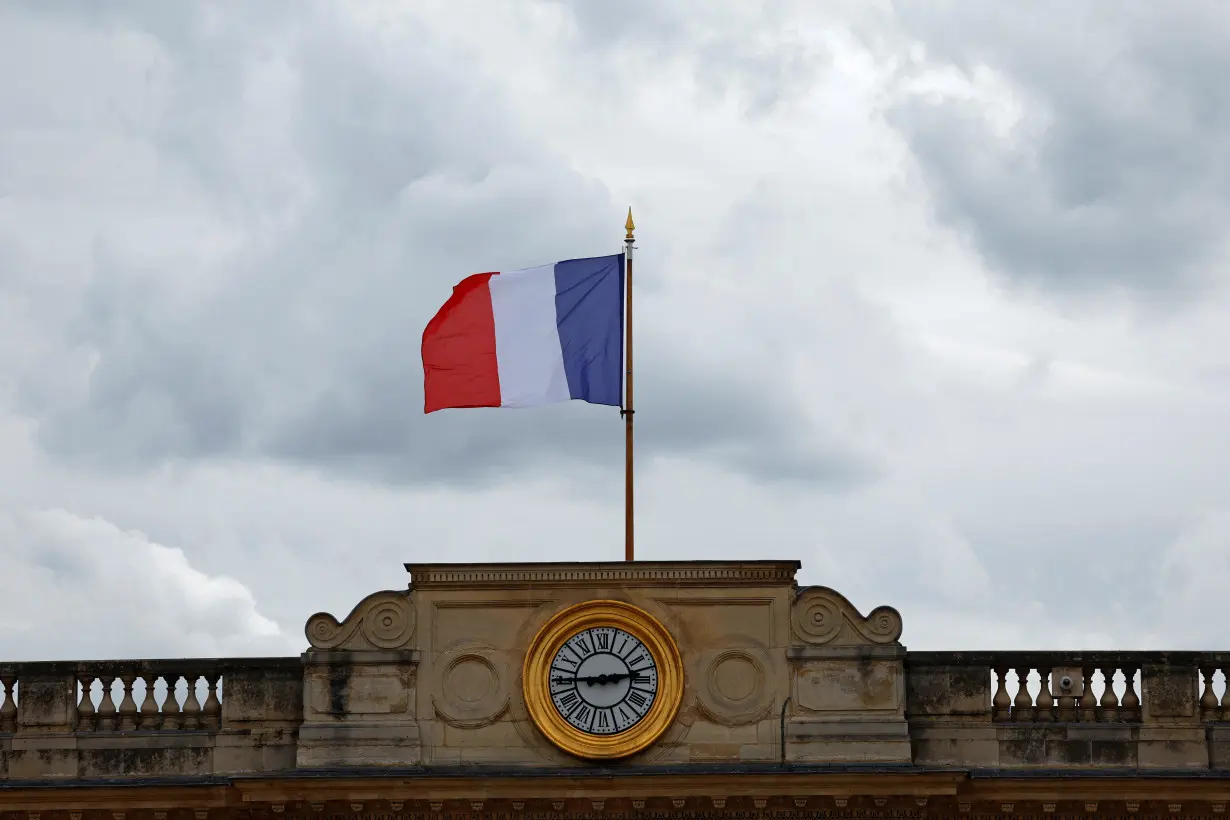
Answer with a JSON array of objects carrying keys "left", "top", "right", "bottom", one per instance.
[
  {"left": 433, "top": 598, "right": 559, "bottom": 610},
  {"left": 694, "top": 639, "right": 775, "bottom": 726},
  {"left": 14, "top": 797, "right": 1230, "bottom": 820},
  {"left": 431, "top": 641, "right": 510, "bottom": 728},
  {"left": 652, "top": 596, "right": 778, "bottom": 606},
  {"left": 305, "top": 590, "right": 416, "bottom": 651},
  {"left": 791, "top": 586, "right": 902, "bottom": 647},
  {"left": 406, "top": 561, "right": 800, "bottom": 590}
]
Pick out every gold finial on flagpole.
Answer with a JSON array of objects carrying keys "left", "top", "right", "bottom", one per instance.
[{"left": 625, "top": 207, "right": 635, "bottom": 240}]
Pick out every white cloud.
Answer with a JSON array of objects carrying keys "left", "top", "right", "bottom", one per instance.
[
  {"left": 0, "top": 508, "right": 288, "bottom": 660},
  {"left": 0, "top": 0, "right": 1229, "bottom": 662}
]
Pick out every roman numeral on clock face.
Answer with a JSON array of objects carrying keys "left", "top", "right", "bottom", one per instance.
[{"left": 550, "top": 625, "right": 660, "bottom": 735}]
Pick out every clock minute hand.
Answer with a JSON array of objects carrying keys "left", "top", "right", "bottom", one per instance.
[
  {"left": 555, "top": 672, "right": 633, "bottom": 686},
  {"left": 553, "top": 671, "right": 652, "bottom": 686},
  {"left": 589, "top": 672, "right": 630, "bottom": 685}
]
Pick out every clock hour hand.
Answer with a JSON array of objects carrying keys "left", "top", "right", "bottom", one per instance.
[
  {"left": 553, "top": 671, "right": 651, "bottom": 686},
  {"left": 553, "top": 673, "right": 623, "bottom": 686}
]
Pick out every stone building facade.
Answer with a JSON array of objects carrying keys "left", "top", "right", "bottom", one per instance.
[{"left": 2, "top": 561, "right": 1229, "bottom": 819}]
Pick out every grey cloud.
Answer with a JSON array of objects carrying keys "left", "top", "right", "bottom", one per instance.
[
  {"left": 557, "top": 1, "right": 830, "bottom": 118},
  {"left": 264, "top": 346, "right": 875, "bottom": 488},
  {"left": 8, "top": 0, "right": 1230, "bottom": 663},
  {"left": 6, "top": 1, "right": 871, "bottom": 490},
  {"left": 887, "top": 2, "right": 1230, "bottom": 295}
]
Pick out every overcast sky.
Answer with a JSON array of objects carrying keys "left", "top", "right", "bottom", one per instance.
[{"left": 2, "top": 0, "right": 1229, "bottom": 661}]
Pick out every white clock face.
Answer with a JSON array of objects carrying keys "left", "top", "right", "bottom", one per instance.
[{"left": 547, "top": 626, "right": 659, "bottom": 735}]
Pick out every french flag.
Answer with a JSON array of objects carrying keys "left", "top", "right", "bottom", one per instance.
[{"left": 422, "top": 254, "right": 625, "bottom": 413}]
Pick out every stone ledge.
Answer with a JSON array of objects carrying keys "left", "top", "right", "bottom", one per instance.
[
  {"left": 789, "top": 646, "right": 908, "bottom": 661},
  {"left": 404, "top": 560, "right": 802, "bottom": 590},
  {"left": 787, "top": 719, "right": 911, "bottom": 741},
  {"left": 302, "top": 650, "right": 421, "bottom": 665}
]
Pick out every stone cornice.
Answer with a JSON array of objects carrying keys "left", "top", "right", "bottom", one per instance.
[
  {"left": 8, "top": 769, "right": 1230, "bottom": 814},
  {"left": 403, "top": 560, "right": 802, "bottom": 590}
]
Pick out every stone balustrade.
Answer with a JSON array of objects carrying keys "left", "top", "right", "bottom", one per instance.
[
  {"left": 0, "top": 659, "right": 226, "bottom": 733},
  {"left": 74, "top": 661, "right": 223, "bottom": 732},
  {"left": 0, "top": 657, "right": 301, "bottom": 780},
  {"left": 908, "top": 651, "right": 1154, "bottom": 723},
  {"left": 906, "top": 651, "right": 1230, "bottom": 769},
  {"left": 4, "top": 562, "right": 1230, "bottom": 819},
  {"left": 3, "top": 649, "right": 1229, "bottom": 780}
]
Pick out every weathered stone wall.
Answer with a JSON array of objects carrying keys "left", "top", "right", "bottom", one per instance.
[
  {"left": 296, "top": 561, "right": 907, "bottom": 767},
  {"left": 2, "top": 560, "right": 1229, "bottom": 796},
  {"left": 0, "top": 657, "right": 301, "bottom": 781}
]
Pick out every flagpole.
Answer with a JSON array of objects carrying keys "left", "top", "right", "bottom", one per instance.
[{"left": 623, "top": 208, "right": 635, "bottom": 562}]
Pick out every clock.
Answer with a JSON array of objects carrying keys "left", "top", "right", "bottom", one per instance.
[{"left": 522, "top": 600, "right": 683, "bottom": 760}]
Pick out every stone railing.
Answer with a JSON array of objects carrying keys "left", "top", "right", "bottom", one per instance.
[
  {"left": 0, "top": 657, "right": 301, "bottom": 780},
  {"left": 75, "top": 660, "right": 223, "bottom": 731},
  {"left": 905, "top": 651, "right": 1230, "bottom": 769},
  {"left": 6, "top": 649, "right": 1230, "bottom": 781},
  {"left": 0, "top": 659, "right": 229, "bottom": 731}
]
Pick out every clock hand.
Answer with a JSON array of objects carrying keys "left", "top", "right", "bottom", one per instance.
[
  {"left": 557, "top": 671, "right": 652, "bottom": 686},
  {"left": 554, "top": 673, "right": 621, "bottom": 686},
  {"left": 564, "top": 675, "right": 611, "bottom": 685}
]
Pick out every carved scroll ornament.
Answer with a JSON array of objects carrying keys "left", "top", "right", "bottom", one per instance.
[
  {"left": 305, "top": 590, "right": 416, "bottom": 650},
  {"left": 791, "top": 586, "right": 902, "bottom": 646}
]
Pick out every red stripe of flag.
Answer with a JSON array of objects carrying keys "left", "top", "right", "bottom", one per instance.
[{"left": 421, "top": 272, "right": 502, "bottom": 413}]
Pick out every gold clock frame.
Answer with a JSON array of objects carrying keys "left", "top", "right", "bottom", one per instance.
[{"left": 522, "top": 599, "right": 684, "bottom": 761}]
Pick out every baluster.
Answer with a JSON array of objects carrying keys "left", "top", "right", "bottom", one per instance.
[
  {"left": 162, "top": 675, "right": 183, "bottom": 730},
  {"left": 1078, "top": 664, "right": 1097, "bottom": 722},
  {"left": 1201, "top": 665, "right": 1220, "bottom": 718},
  {"left": 117, "top": 672, "right": 138, "bottom": 731},
  {"left": 0, "top": 675, "right": 16, "bottom": 732},
  {"left": 139, "top": 674, "right": 160, "bottom": 730},
  {"left": 1013, "top": 666, "right": 1034, "bottom": 721},
  {"left": 1120, "top": 663, "right": 1141, "bottom": 722},
  {"left": 1219, "top": 667, "right": 1230, "bottom": 722},
  {"left": 202, "top": 673, "right": 222, "bottom": 730},
  {"left": 97, "top": 675, "right": 117, "bottom": 731},
  {"left": 1099, "top": 667, "right": 1120, "bottom": 722},
  {"left": 182, "top": 675, "right": 202, "bottom": 730},
  {"left": 992, "top": 667, "right": 1012, "bottom": 721},
  {"left": 76, "top": 675, "right": 96, "bottom": 731},
  {"left": 1036, "top": 666, "right": 1055, "bottom": 721}
]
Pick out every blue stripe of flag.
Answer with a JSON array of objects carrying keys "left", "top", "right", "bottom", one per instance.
[{"left": 553, "top": 254, "right": 624, "bottom": 407}]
